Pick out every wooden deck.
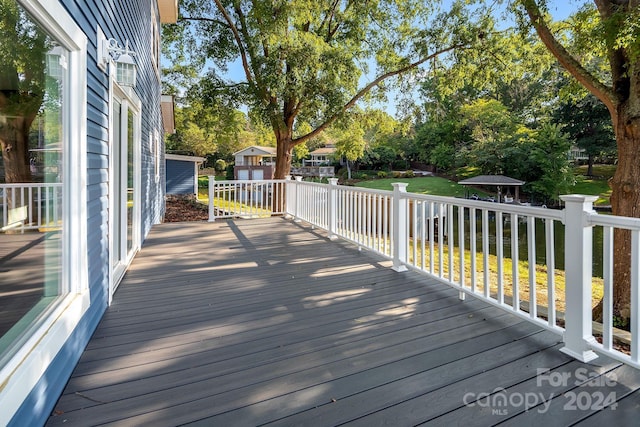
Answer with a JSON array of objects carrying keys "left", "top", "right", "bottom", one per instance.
[{"left": 47, "top": 218, "right": 640, "bottom": 426}]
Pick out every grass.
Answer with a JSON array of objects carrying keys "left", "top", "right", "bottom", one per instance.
[
  {"left": 406, "top": 239, "right": 604, "bottom": 315},
  {"left": 354, "top": 164, "right": 616, "bottom": 205},
  {"left": 355, "top": 176, "right": 486, "bottom": 197},
  {"left": 343, "top": 229, "right": 603, "bottom": 320},
  {"left": 574, "top": 164, "right": 616, "bottom": 178},
  {"left": 571, "top": 177, "right": 612, "bottom": 206},
  {"left": 571, "top": 164, "right": 615, "bottom": 206}
]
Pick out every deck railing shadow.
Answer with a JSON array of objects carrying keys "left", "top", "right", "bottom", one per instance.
[
  {"left": 209, "top": 176, "right": 640, "bottom": 371},
  {"left": 56, "top": 218, "right": 475, "bottom": 423}
]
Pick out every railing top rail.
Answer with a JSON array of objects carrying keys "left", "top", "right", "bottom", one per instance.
[
  {"left": 588, "top": 211, "right": 640, "bottom": 230},
  {"left": 0, "top": 182, "right": 63, "bottom": 188},
  {"left": 292, "top": 179, "right": 565, "bottom": 220},
  {"left": 211, "top": 179, "right": 287, "bottom": 185},
  {"left": 408, "top": 192, "right": 565, "bottom": 220},
  {"left": 332, "top": 184, "right": 394, "bottom": 197},
  {"left": 294, "top": 180, "right": 330, "bottom": 189}
]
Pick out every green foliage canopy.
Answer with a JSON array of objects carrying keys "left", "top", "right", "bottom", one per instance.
[{"left": 164, "top": 0, "right": 493, "bottom": 177}]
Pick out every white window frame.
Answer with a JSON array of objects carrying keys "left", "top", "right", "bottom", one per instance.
[{"left": 0, "top": 0, "right": 88, "bottom": 424}]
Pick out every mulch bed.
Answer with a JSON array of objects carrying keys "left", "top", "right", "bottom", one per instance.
[{"left": 164, "top": 195, "right": 209, "bottom": 222}]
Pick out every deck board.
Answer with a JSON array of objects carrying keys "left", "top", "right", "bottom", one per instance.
[{"left": 46, "top": 218, "right": 640, "bottom": 426}]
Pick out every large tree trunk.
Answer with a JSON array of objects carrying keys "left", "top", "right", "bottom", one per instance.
[
  {"left": 273, "top": 126, "right": 294, "bottom": 179},
  {"left": 0, "top": 116, "right": 33, "bottom": 184},
  {"left": 0, "top": 116, "right": 34, "bottom": 230},
  {"left": 598, "top": 108, "right": 640, "bottom": 325}
]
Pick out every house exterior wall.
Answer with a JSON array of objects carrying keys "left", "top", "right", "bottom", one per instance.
[
  {"left": 234, "top": 165, "right": 274, "bottom": 180},
  {"left": 5, "top": 1, "right": 167, "bottom": 425},
  {"left": 166, "top": 159, "right": 198, "bottom": 195}
]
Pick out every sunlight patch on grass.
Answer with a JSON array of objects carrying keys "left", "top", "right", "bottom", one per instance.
[
  {"left": 356, "top": 176, "right": 472, "bottom": 197},
  {"left": 407, "top": 239, "right": 603, "bottom": 315}
]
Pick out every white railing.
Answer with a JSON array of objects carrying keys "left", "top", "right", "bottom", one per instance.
[
  {"left": 209, "top": 177, "right": 640, "bottom": 370},
  {"left": 208, "top": 177, "right": 287, "bottom": 220},
  {"left": 586, "top": 206, "right": 640, "bottom": 367},
  {"left": 0, "top": 183, "right": 62, "bottom": 231}
]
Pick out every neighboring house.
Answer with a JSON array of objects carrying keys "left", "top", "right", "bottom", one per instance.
[
  {"left": 166, "top": 154, "right": 205, "bottom": 196},
  {"left": 0, "top": 1, "right": 177, "bottom": 425},
  {"left": 304, "top": 145, "right": 337, "bottom": 166},
  {"left": 568, "top": 145, "right": 588, "bottom": 161},
  {"left": 233, "top": 145, "right": 276, "bottom": 180},
  {"left": 291, "top": 145, "right": 337, "bottom": 178}
]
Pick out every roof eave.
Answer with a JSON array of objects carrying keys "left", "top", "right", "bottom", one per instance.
[{"left": 158, "top": 0, "right": 178, "bottom": 24}]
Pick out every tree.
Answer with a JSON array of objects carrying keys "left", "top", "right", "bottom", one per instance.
[
  {"left": 0, "top": 1, "right": 48, "bottom": 184},
  {"left": 460, "top": 98, "right": 524, "bottom": 175},
  {"left": 165, "top": 0, "right": 493, "bottom": 178},
  {"left": 358, "top": 109, "right": 403, "bottom": 170},
  {"left": 515, "top": 0, "right": 640, "bottom": 322},
  {"left": 553, "top": 92, "right": 616, "bottom": 176},
  {"left": 429, "top": 142, "right": 456, "bottom": 172},
  {"left": 527, "top": 123, "right": 574, "bottom": 202},
  {"left": 413, "top": 109, "right": 470, "bottom": 174},
  {"left": 167, "top": 107, "right": 217, "bottom": 156}
]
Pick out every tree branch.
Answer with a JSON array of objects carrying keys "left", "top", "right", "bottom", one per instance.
[
  {"left": 179, "top": 16, "right": 230, "bottom": 28},
  {"left": 521, "top": 0, "right": 619, "bottom": 118},
  {"left": 319, "top": 0, "right": 339, "bottom": 31},
  {"left": 213, "top": 0, "right": 255, "bottom": 87},
  {"left": 292, "top": 43, "right": 467, "bottom": 146}
]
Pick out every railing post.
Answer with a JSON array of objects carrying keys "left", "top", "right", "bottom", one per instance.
[
  {"left": 328, "top": 178, "right": 339, "bottom": 240},
  {"left": 559, "top": 194, "right": 599, "bottom": 362},
  {"left": 293, "top": 176, "right": 303, "bottom": 222},
  {"left": 392, "top": 183, "right": 408, "bottom": 272},
  {"left": 208, "top": 175, "right": 215, "bottom": 222},
  {"left": 284, "top": 175, "right": 293, "bottom": 218}
]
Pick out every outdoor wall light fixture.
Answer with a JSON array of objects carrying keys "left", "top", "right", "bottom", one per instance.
[{"left": 98, "top": 37, "right": 137, "bottom": 87}]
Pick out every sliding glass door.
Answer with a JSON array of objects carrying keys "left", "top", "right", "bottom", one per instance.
[{"left": 110, "top": 85, "right": 139, "bottom": 296}]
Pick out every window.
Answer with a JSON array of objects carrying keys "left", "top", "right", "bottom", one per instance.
[
  {"left": 0, "top": 0, "right": 87, "bottom": 422},
  {"left": 0, "top": 0, "right": 68, "bottom": 363}
]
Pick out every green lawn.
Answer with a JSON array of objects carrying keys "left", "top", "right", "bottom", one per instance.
[
  {"left": 571, "top": 178, "right": 612, "bottom": 206},
  {"left": 574, "top": 164, "right": 616, "bottom": 179},
  {"left": 354, "top": 164, "right": 616, "bottom": 204},
  {"left": 355, "top": 176, "right": 483, "bottom": 197},
  {"left": 571, "top": 164, "right": 615, "bottom": 206}
]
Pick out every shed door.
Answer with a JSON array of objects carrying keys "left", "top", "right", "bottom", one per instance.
[
  {"left": 252, "top": 169, "right": 264, "bottom": 180},
  {"left": 238, "top": 169, "right": 249, "bottom": 180}
]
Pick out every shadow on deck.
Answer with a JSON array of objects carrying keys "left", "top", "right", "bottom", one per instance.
[{"left": 47, "top": 218, "right": 640, "bottom": 426}]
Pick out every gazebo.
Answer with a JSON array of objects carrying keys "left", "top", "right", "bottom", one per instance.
[{"left": 458, "top": 175, "right": 525, "bottom": 203}]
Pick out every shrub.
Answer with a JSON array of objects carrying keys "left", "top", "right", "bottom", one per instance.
[
  {"left": 225, "top": 164, "right": 235, "bottom": 180},
  {"left": 377, "top": 171, "right": 387, "bottom": 179},
  {"left": 404, "top": 170, "right": 415, "bottom": 178},
  {"left": 214, "top": 159, "right": 227, "bottom": 173}
]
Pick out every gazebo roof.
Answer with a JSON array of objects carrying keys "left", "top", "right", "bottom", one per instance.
[{"left": 458, "top": 175, "right": 525, "bottom": 186}]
